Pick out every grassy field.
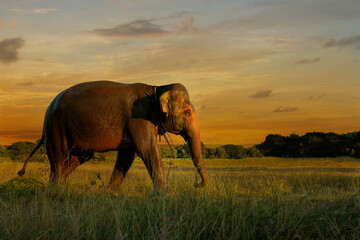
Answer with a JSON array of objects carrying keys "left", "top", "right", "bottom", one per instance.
[{"left": 1, "top": 156, "right": 360, "bottom": 239}]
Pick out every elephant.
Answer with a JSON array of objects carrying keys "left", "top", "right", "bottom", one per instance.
[{"left": 18, "top": 81, "right": 208, "bottom": 190}]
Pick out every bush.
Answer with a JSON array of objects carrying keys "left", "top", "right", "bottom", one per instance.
[
  {"left": 222, "top": 145, "right": 248, "bottom": 159},
  {"left": 0, "top": 145, "right": 7, "bottom": 157},
  {"left": 7, "top": 141, "right": 46, "bottom": 161},
  {"left": 91, "top": 152, "right": 118, "bottom": 162},
  {"left": 174, "top": 142, "right": 262, "bottom": 159},
  {"left": 215, "top": 147, "right": 228, "bottom": 159},
  {"left": 175, "top": 144, "right": 190, "bottom": 158},
  {"left": 160, "top": 148, "right": 175, "bottom": 158},
  {"left": 246, "top": 146, "right": 264, "bottom": 158}
]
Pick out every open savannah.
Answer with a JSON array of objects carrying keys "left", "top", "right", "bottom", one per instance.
[
  {"left": 1, "top": 155, "right": 360, "bottom": 239},
  {"left": 1, "top": 1, "right": 360, "bottom": 240}
]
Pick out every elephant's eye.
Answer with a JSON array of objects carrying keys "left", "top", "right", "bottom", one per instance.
[{"left": 184, "top": 109, "right": 192, "bottom": 117}]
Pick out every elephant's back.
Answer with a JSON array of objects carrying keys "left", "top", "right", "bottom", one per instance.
[
  {"left": 62, "top": 81, "right": 143, "bottom": 101},
  {"left": 50, "top": 81, "right": 148, "bottom": 111},
  {"left": 44, "top": 81, "right": 151, "bottom": 150}
]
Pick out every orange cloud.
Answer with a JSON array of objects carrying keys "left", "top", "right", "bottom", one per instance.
[
  {"left": 0, "top": 19, "right": 17, "bottom": 30},
  {"left": 12, "top": 8, "right": 59, "bottom": 14},
  {"left": 173, "top": 16, "right": 206, "bottom": 34},
  {"left": 294, "top": 57, "right": 320, "bottom": 65},
  {"left": 273, "top": 106, "right": 299, "bottom": 113},
  {"left": 9, "top": 19, "right": 18, "bottom": 29},
  {"left": 249, "top": 90, "right": 272, "bottom": 99}
]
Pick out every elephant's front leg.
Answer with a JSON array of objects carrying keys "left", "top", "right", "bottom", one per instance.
[
  {"left": 109, "top": 147, "right": 136, "bottom": 189},
  {"left": 129, "top": 121, "right": 165, "bottom": 190},
  {"left": 140, "top": 146, "right": 165, "bottom": 190}
]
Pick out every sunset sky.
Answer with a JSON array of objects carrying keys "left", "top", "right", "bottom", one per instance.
[{"left": 0, "top": 0, "right": 359, "bottom": 146}]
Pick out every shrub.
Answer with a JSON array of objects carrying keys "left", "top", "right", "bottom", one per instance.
[
  {"left": 160, "top": 148, "right": 175, "bottom": 158},
  {"left": 0, "top": 145, "right": 7, "bottom": 157},
  {"left": 7, "top": 141, "right": 46, "bottom": 161},
  {"left": 215, "top": 147, "right": 228, "bottom": 159},
  {"left": 246, "top": 146, "right": 263, "bottom": 158}
]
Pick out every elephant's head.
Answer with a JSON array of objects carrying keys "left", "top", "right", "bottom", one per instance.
[{"left": 157, "top": 83, "right": 208, "bottom": 187}]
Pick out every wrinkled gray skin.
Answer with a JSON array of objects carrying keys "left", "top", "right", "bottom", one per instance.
[{"left": 18, "top": 81, "right": 208, "bottom": 190}]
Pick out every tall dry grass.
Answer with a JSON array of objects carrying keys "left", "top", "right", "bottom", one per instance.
[{"left": 1, "top": 157, "right": 360, "bottom": 239}]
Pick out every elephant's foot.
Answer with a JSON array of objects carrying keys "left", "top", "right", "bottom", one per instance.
[
  {"left": 194, "top": 179, "right": 208, "bottom": 188},
  {"left": 151, "top": 186, "right": 168, "bottom": 197}
]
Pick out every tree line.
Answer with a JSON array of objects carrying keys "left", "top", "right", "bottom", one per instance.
[
  {"left": 1, "top": 131, "right": 360, "bottom": 161},
  {"left": 161, "top": 143, "right": 263, "bottom": 159},
  {"left": 0, "top": 141, "right": 263, "bottom": 161},
  {"left": 256, "top": 131, "right": 360, "bottom": 158}
]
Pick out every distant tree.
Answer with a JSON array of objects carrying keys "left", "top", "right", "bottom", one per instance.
[
  {"left": 302, "top": 132, "right": 346, "bottom": 157},
  {"left": 222, "top": 144, "right": 247, "bottom": 159},
  {"left": 200, "top": 142, "right": 207, "bottom": 158},
  {"left": 205, "top": 148, "right": 217, "bottom": 159},
  {"left": 215, "top": 147, "right": 228, "bottom": 159},
  {"left": 160, "top": 148, "right": 175, "bottom": 158},
  {"left": 257, "top": 131, "right": 360, "bottom": 158},
  {"left": 175, "top": 142, "right": 207, "bottom": 158},
  {"left": 353, "top": 142, "right": 360, "bottom": 158},
  {"left": 175, "top": 144, "right": 190, "bottom": 158},
  {"left": 175, "top": 143, "right": 262, "bottom": 159},
  {"left": 7, "top": 141, "right": 35, "bottom": 154},
  {"left": 246, "top": 146, "right": 263, "bottom": 158},
  {"left": 7, "top": 140, "right": 46, "bottom": 161},
  {"left": 0, "top": 145, "right": 7, "bottom": 157},
  {"left": 7, "top": 141, "right": 36, "bottom": 160}
]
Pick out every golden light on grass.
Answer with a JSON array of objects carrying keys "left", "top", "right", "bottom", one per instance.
[{"left": 1, "top": 157, "right": 360, "bottom": 239}]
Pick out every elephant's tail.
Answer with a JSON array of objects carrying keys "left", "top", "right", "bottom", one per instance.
[{"left": 17, "top": 133, "right": 45, "bottom": 177}]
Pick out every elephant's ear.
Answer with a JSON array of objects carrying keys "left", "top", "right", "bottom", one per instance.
[{"left": 159, "top": 91, "right": 171, "bottom": 117}]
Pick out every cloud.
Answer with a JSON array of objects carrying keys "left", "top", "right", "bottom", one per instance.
[
  {"left": 318, "top": 93, "right": 326, "bottom": 99},
  {"left": 16, "top": 81, "right": 34, "bottom": 86},
  {"left": 87, "top": 16, "right": 206, "bottom": 38},
  {"left": 87, "top": 20, "right": 169, "bottom": 38},
  {"left": 0, "top": 37, "right": 25, "bottom": 64},
  {"left": 249, "top": 90, "right": 272, "bottom": 99},
  {"left": 295, "top": 57, "right": 320, "bottom": 65},
  {"left": 12, "top": 8, "right": 59, "bottom": 14},
  {"left": 173, "top": 16, "right": 206, "bottom": 33},
  {"left": 273, "top": 106, "right": 298, "bottom": 113},
  {"left": 323, "top": 35, "right": 360, "bottom": 50},
  {"left": 307, "top": 93, "right": 326, "bottom": 101}
]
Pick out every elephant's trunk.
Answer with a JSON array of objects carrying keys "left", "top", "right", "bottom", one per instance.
[{"left": 184, "top": 116, "right": 208, "bottom": 188}]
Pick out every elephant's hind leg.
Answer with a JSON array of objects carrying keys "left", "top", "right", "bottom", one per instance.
[
  {"left": 109, "top": 147, "right": 136, "bottom": 189},
  {"left": 47, "top": 145, "right": 69, "bottom": 185},
  {"left": 60, "top": 154, "right": 85, "bottom": 183},
  {"left": 46, "top": 120, "right": 70, "bottom": 186}
]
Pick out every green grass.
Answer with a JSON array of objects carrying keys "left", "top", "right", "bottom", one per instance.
[{"left": 1, "top": 157, "right": 360, "bottom": 239}]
